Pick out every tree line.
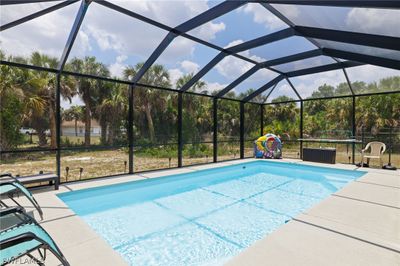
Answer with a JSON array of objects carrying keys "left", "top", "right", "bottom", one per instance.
[{"left": 1, "top": 50, "right": 399, "bottom": 153}]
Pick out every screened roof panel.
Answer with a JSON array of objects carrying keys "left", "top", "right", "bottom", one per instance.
[
  {"left": 188, "top": 3, "right": 288, "bottom": 49},
  {"left": 110, "top": 0, "right": 222, "bottom": 28},
  {"left": 346, "top": 65, "right": 400, "bottom": 95},
  {"left": 250, "top": 85, "right": 274, "bottom": 104},
  {"left": 266, "top": 79, "right": 300, "bottom": 103},
  {"left": 246, "top": 36, "right": 316, "bottom": 63},
  {"left": 272, "top": 55, "right": 336, "bottom": 73},
  {"left": 272, "top": 4, "right": 400, "bottom": 38},
  {"left": 273, "top": 4, "right": 400, "bottom": 37},
  {"left": 66, "top": 2, "right": 169, "bottom": 80},
  {"left": 192, "top": 55, "right": 255, "bottom": 96},
  {"left": 1, "top": 1, "right": 399, "bottom": 104},
  {"left": 225, "top": 68, "right": 279, "bottom": 99},
  {"left": 315, "top": 39, "right": 400, "bottom": 61},
  {"left": 289, "top": 69, "right": 352, "bottom": 99},
  {"left": 0, "top": 2, "right": 80, "bottom": 66},
  {"left": 0, "top": 2, "right": 56, "bottom": 25},
  {"left": 150, "top": 36, "right": 220, "bottom": 89}
]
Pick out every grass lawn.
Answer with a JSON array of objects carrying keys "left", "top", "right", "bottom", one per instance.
[{"left": 1, "top": 145, "right": 398, "bottom": 184}]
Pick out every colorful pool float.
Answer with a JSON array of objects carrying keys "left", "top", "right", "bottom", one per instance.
[{"left": 254, "top": 133, "right": 282, "bottom": 159}]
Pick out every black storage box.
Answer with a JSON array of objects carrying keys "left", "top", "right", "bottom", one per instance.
[{"left": 302, "top": 148, "right": 336, "bottom": 164}]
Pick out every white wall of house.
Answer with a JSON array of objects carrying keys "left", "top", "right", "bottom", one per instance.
[{"left": 61, "top": 126, "right": 101, "bottom": 137}]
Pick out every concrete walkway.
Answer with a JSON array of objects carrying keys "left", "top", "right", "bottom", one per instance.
[{"left": 2, "top": 159, "right": 399, "bottom": 266}]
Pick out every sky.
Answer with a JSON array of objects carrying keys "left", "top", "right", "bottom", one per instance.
[{"left": 1, "top": 0, "right": 399, "bottom": 106}]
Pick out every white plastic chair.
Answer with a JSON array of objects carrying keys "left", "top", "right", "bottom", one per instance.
[{"left": 361, "top": 142, "right": 386, "bottom": 167}]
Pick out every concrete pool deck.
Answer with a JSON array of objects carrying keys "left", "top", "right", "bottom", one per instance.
[{"left": 3, "top": 159, "right": 399, "bottom": 266}]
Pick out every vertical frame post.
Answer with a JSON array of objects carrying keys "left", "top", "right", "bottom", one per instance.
[
  {"left": 352, "top": 96, "right": 356, "bottom": 164},
  {"left": 213, "top": 98, "right": 218, "bottom": 163},
  {"left": 178, "top": 92, "right": 183, "bottom": 167},
  {"left": 55, "top": 74, "right": 61, "bottom": 189},
  {"left": 300, "top": 100, "right": 304, "bottom": 159},
  {"left": 240, "top": 102, "right": 245, "bottom": 159},
  {"left": 128, "top": 85, "right": 134, "bottom": 173},
  {"left": 260, "top": 104, "right": 264, "bottom": 136}
]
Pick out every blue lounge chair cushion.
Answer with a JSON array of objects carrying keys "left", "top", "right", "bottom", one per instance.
[
  {"left": 0, "top": 182, "right": 32, "bottom": 198},
  {"left": 0, "top": 184, "right": 15, "bottom": 195},
  {"left": 0, "top": 181, "right": 43, "bottom": 219},
  {"left": 0, "top": 223, "right": 59, "bottom": 264}
]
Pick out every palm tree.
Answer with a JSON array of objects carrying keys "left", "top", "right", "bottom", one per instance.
[
  {"left": 123, "top": 63, "right": 171, "bottom": 142},
  {"left": 24, "top": 52, "right": 76, "bottom": 148},
  {"left": 0, "top": 51, "right": 26, "bottom": 152},
  {"left": 176, "top": 73, "right": 206, "bottom": 93},
  {"left": 97, "top": 83, "right": 128, "bottom": 145},
  {"left": 66, "top": 57, "right": 110, "bottom": 146},
  {"left": 176, "top": 74, "right": 210, "bottom": 143},
  {"left": 63, "top": 105, "right": 83, "bottom": 137}
]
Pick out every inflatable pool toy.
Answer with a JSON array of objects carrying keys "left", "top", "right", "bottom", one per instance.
[{"left": 254, "top": 133, "right": 282, "bottom": 159}]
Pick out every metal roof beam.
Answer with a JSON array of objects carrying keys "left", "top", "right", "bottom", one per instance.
[
  {"left": 286, "top": 61, "right": 363, "bottom": 77},
  {"left": 0, "top": 0, "right": 78, "bottom": 32},
  {"left": 322, "top": 48, "right": 400, "bottom": 70},
  {"left": 130, "top": 31, "right": 177, "bottom": 83},
  {"left": 243, "top": 75, "right": 285, "bottom": 102},
  {"left": 216, "top": 65, "right": 260, "bottom": 97},
  {"left": 343, "top": 68, "right": 355, "bottom": 95},
  {"left": 180, "top": 28, "right": 294, "bottom": 93},
  {"left": 294, "top": 26, "right": 400, "bottom": 51},
  {"left": 127, "top": 0, "right": 247, "bottom": 84},
  {"left": 263, "top": 82, "right": 279, "bottom": 103},
  {"left": 95, "top": 1, "right": 259, "bottom": 66},
  {"left": 262, "top": 49, "right": 322, "bottom": 67},
  {"left": 286, "top": 77, "right": 302, "bottom": 100},
  {"left": 226, "top": 28, "right": 295, "bottom": 53},
  {"left": 179, "top": 52, "right": 226, "bottom": 92},
  {"left": 175, "top": 1, "right": 247, "bottom": 32},
  {"left": 58, "top": 0, "right": 91, "bottom": 71},
  {"left": 1, "top": 0, "right": 62, "bottom": 5},
  {"left": 260, "top": 1, "right": 400, "bottom": 9}
]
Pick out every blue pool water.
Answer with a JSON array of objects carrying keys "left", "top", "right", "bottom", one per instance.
[{"left": 59, "top": 161, "right": 365, "bottom": 265}]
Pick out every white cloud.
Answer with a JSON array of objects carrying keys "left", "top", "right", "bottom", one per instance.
[
  {"left": 294, "top": 70, "right": 346, "bottom": 98},
  {"left": 346, "top": 8, "right": 400, "bottom": 36},
  {"left": 240, "top": 3, "right": 287, "bottom": 30},
  {"left": 215, "top": 55, "right": 254, "bottom": 79},
  {"left": 268, "top": 81, "right": 299, "bottom": 101},
  {"left": 180, "top": 60, "right": 199, "bottom": 73},
  {"left": 215, "top": 40, "right": 269, "bottom": 79},
  {"left": 168, "top": 68, "right": 184, "bottom": 89},
  {"left": 292, "top": 65, "right": 399, "bottom": 98},
  {"left": 109, "top": 55, "right": 128, "bottom": 78},
  {"left": 189, "top": 21, "right": 226, "bottom": 41},
  {"left": 156, "top": 37, "right": 197, "bottom": 63},
  {"left": 346, "top": 65, "right": 399, "bottom": 84},
  {"left": 204, "top": 81, "right": 226, "bottom": 93},
  {"left": 1, "top": 0, "right": 226, "bottom": 65},
  {"left": 224, "top": 39, "right": 244, "bottom": 49},
  {"left": 224, "top": 39, "right": 266, "bottom": 63},
  {"left": 0, "top": 2, "right": 54, "bottom": 25},
  {"left": 114, "top": 0, "right": 225, "bottom": 41},
  {"left": 1, "top": 3, "right": 80, "bottom": 58}
]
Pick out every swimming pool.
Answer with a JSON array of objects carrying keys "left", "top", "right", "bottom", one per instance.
[{"left": 59, "top": 161, "right": 366, "bottom": 265}]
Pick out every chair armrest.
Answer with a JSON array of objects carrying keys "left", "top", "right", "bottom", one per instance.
[
  {"left": 0, "top": 232, "right": 36, "bottom": 249},
  {"left": 0, "top": 206, "right": 25, "bottom": 217}
]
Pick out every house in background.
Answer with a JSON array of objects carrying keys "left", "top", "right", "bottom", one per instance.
[{"left": 61, "top": 119, "right": 101, "bottom": 137}]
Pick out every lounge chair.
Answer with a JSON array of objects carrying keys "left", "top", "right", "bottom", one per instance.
[
  {"left": 0, "top": 207, "right": 69, "bottom": 266},
  {"left": 0, "top": 173, "right": 43, "bottom": 220},
  {"left": 361, "top": 141, "right": 386, "bottom": 168}
]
